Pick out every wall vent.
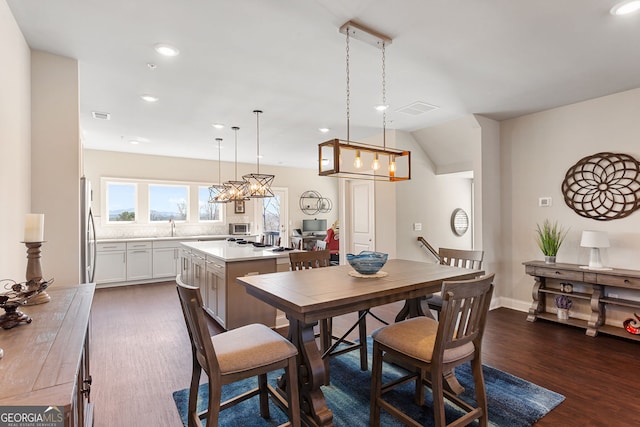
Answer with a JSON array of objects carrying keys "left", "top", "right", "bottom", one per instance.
[
  {"left": 92, "top": 111, "right": 111, "bottom": 120},
  {"left": 395, "top": 101, "right": 439, "bottom": 116}
]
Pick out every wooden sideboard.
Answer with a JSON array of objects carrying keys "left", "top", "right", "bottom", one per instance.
[
  {"left": 0, "top": 284, "right": 95, "bottom": 426},
  {"left": 524, "top": 260, "right": 640, "bottom": 341}
]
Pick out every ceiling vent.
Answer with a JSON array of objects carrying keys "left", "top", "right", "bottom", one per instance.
[
  {"left": 395, "top": 101, "right": 439, "bottom": 116},
  {"left": 92, "top": 111, "right": 111, "bottom": 120}
]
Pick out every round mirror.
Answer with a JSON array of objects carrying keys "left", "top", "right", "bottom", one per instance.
[{"left": 451, "top": 208, "right": 469, "bottom": 236}]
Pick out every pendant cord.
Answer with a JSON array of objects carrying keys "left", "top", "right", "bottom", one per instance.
[
  {"left": 346, "top": 26, "right": 350, "bottom": 143},
  {"left": 216, "top": 138, "right": 222, "bottom": 184},
  {"left": 232, "top": 126, "right": 239, "bottom": 180},
  {"left": 382, "top": 41, "right": 386, "bottom": 149},
  {"left": 254, "top": 110, "right": 261, "bottom": 174}
]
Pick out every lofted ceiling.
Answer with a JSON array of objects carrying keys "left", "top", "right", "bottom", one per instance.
[{"left": 7, "top": 0, "right": 640, "bottom": 170}]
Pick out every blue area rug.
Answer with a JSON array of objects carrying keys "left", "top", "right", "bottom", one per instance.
[{"left": 173, "top": 338, "right": 564, "bottom": 426}]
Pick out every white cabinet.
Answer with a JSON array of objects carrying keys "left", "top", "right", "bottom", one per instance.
[
  {"left": 94, "top": 242, "right": 126, "bottom": 284},
  {"left": 191, "top": 252, "right": 206, "bottom": 289},
  {"left": 126, "top": 241, "right": 153, "bottom": 281},
  {"left": 205, "top": 258, "right": 226, "bottom": 328},
  {"left": 152, "top": 241, "right": 180, "bottom": 279}
]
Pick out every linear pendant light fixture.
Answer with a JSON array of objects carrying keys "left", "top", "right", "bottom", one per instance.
[
  {"left": 243, "top": 110, "right": 275, "bottom": 198},
  {"left": 319, "top": 20, "right": 411, "bottom": 182},
  {"left": 208, "top": 138, "right": 229, "bottom": 203},
  {"left": 224, "top": 126, "right": 249, "bottom": 202}
]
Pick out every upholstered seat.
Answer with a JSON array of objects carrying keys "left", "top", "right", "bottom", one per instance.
[
  {"left": 176, "top": 275, "right": 300, "bottom": 427},
  {"left": 371, "top": 273, "right": 494, "bottom": 427}
]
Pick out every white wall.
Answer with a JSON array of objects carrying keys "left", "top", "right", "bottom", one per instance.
[
  {"left": 0, "top": 0, "right": 31, "bottom": 281},
  {"left": 31, "top": 50, "right": 81, "bottom": 286},
  {"left": 501, "top": 88, "right": 640, "bottom": 311},
  {"left": 83, "top": 149, "right": 339, "bottom": 239}
]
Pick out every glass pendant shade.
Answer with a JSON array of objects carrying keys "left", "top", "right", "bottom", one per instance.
[{"left": 319, "top": 139, "right": 410, "bottom": 181}]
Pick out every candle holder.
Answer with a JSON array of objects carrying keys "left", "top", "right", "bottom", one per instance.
[
  {"left": 0, "top": 278, "right": 52, "bottom": 329},
  {"left": 23, "top": 241, "right": 51, "bottom": 305}
]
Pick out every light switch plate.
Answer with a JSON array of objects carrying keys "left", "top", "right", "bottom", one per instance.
[
  {"left": 539, "top": 197, "right": 552, "bottom": 207},
  {"left": 413, "top": 223, "right": 422, "bottom": 231}
]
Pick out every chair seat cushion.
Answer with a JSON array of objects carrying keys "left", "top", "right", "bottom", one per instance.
[
  {"left": 372, "top": 317, "right": 474, "bottom": 364},
  {"left": 212, "top": 323, "right": 297, "bottom": 375}
]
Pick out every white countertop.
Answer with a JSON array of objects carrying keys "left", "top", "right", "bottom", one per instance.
[
  {"left": 181, "top": 240, "right": 296, "bottom": 262},
  {"left": 97, "top": 234, "right": 255, "bottom": 243}
]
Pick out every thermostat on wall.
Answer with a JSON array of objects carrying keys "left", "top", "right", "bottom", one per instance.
[{"left": 539, "top": 197, "right": 552, "bottom": 207}]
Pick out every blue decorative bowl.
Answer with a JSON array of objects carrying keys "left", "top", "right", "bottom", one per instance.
[{"left": 346, "top": 251, "right": 388, "bottom": 275}]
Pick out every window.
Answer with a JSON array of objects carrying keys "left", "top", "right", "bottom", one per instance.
[
  {"left": 198, "top": 186, "right": 223, "bottom": 222},
  {"left": 149, "top": 185, "right": 188, "bottom": 222},
  {"left": 106, "top": 182, "right": 137, "bottom": 222}
]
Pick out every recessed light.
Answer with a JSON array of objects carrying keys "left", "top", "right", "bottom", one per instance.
[
  {"left": 611, "top": 0, "right": 640, "bottom": 15},
  {"left": 319, "top": 127, "right": 330, "bottom": 133},
  {"left": 129, "top": 140, "right": 140, "bottom": 145},
  {"left": 91, "top": 111, "right": 111, "bottom": 120},
  {"left": 147, "top": 63, "right": 157, "bottom": 70},
  {"left": 154, "top": 43, "right": 180, "bottom": 57},
  {"left": 129, "top": 137, "right": 149, "bottom": 145},
  {"left": 375, "top": 104, "right": 389, "bottom": 111},
  {"left": 212, "top": 123, "right": 225, "bottom": 129},
  {"left": 140, "top": 94, "right": 159, "bottom": 103}
]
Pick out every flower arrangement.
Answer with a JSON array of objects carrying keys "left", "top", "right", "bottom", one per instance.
[
  {"left": 535, "top": 219, "right": 568, "bottom": 257},
  {"left": 555, "top": 295, "right": 573, "bottom": 310}
]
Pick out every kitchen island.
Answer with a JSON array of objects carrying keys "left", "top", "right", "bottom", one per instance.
[{"left": 180, "top": 240, "right": 293, "bottom": 330}]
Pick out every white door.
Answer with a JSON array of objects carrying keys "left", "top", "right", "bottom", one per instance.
[
  {"left": 253, "top": 187, "right": 288, "bottom": 247},
  {"left": 348, "top": 180, "right": 374, "bottom": 253}
]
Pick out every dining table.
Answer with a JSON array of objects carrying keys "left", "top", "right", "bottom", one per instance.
[{"left": 236, "top": 258, "right": 484, "bottom": 427}]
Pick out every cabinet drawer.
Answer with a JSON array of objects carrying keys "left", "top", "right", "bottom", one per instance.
[
  {"left": 206, "top": 259, "right": 226, "bottom": 276},
  {"left": 153, "top": 240, "right": 181, "bottom": 249},
  {"left": 127, "top": 241, "right": 152, "bottom": 250},
  {"left": 534, "top": 267, "right": 583, "bottom": 282},
  {"left": 97, "top": 242, "right": 126, "bottom": 251},
  {"left": 596, "top": 274, "right": 640, "bottom": 289}
]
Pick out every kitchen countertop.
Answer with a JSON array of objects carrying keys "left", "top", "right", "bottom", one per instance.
[
  {"left": 181, "top": 240, "right": 296, "bottom": 262},
  {"left": 97, "top": 234, "right": 255, "bottom": 243}
]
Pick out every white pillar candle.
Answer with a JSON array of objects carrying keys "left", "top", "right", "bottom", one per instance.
[{"left": 24, "top": 213, "right": 45, "bottom": 242}]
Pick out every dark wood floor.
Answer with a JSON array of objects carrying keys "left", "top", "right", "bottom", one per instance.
[{"left": 90, "top": 281, "right": 640, "bottom": 426}]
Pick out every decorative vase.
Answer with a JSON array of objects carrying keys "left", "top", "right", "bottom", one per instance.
[
  {"left": 557, "top": 308, "right": 569, "bottom": 320},
  {"left": 544, "top": 256, "right": 556, "bottom": 264}
]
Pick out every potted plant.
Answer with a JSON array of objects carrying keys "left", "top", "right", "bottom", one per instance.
[
  {"left": 535, "top": 219, "right": 568, "bottom": 264},
  {"left": 555, "top": 295, "right": 572, "bottom": 320}
]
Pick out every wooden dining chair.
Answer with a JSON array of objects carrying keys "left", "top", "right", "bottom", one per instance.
[
  {"left": 288, "top": 250, "right": 367, "bottom": 383},
  {"left": 176, "top": 275, "right": 300, "bottom": 427},
  {"left": 290, "top": 236, "right": 303, "bottom": 250},
  {"left": 370, "top": 274, "right": 495, "bottom": 427},
  {"left": 314, "top": 240, "right": 327, "bottom": 251},
  {"left": 427, "top": 248, "right": 485, "bottom": 319}
]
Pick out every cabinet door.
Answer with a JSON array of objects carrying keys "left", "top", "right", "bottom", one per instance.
[
  {"left": 180, "top": 249, "right": 192, "bottom": 284},
  {"left": 127, "top": 249, "right": 153, "bottom": 280},
  {"left": 94, "top": 250, "right": 126, "bottom": 284},
  {"left": 205, "top": 260, "right": 226, "bottom": 328},
  {"left": 153, "top": 247, "right": 178, "bottom": 278},
  {"left": 191, "top": 254, "right": 206, "bottom": 288}
]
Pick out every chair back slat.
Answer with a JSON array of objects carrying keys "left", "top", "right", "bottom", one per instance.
[
  {"left": 176, "top": 275, "right": 220, "bottom": 375},
  {"left": 434, "top": 274, "right": 494, "bottom": 361},
  {"left": 289, "top": 250, "right": 331, "bottom": 270},
  {"left": 439, "top": 247, "right": 484, "bottom": 270}
]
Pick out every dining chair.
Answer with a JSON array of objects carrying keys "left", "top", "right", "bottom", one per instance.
[
  {"left": 176, "top": 275, "right": 300, "bottom": 427},
  {"left": 314, "top": 240, "right": 327, "bottom": 250},
  {"left": 288, "top": 250, "right": 368, "bottom": 383},
  {"left": 427, "top": 248, "right": 485, "bottom": 319},
  {"left": 290, "top": 236, "right": 303, "bottom": 250},
  {"left": 370, "top": 273, "right": 495, "bottom": 427}
]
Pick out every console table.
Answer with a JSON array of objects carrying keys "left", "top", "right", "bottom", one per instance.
[
  {"left": 0, "top": 284, "right": 95, "bottom": 426},
  {"left": 524, "top": 260, "right": 640, "bottom": 341}
]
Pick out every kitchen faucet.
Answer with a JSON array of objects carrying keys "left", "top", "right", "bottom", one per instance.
[{"left": 170, "top": 219, "right": 176, "bottom": 237}]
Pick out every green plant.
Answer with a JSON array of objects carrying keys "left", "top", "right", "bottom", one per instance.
[{"left": 535, "top": 220, "right": 568, "bottom": 256}]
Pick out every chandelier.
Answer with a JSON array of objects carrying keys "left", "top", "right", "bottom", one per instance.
[
  {"left": 319, "top": 20, "right": 411, "bottom": 181},
  {"left": 224, "top": 126, "right": 249, "bottom": 201},
  {"left": 208, "top": 137, "right": 229, "bottom": 203},
  {"left": 243, "top": 110, "right": 275, "bottom": 197}
]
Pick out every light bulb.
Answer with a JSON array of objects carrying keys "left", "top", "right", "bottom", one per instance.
[
  {"left": 354, "top": 150, "right": 362, "bottom": 168},
  {"left": 389, "top": 155, "right": 396, "bottom": 177},
  {"left": 371, "top": 153, "right": 380, "bottom": 171}
]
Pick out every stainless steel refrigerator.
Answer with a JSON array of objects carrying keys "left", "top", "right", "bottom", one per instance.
[{"left": 80, "top": 176, "right": 97, "bottom": 283}]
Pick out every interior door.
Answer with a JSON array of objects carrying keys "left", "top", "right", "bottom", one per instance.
[{"left": 348, "top": 180, "right": 374, "bottom": 253}]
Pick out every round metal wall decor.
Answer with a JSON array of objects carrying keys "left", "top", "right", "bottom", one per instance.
[
  {"left": 451, "top": 208, "right": 469, "bottom": 236},
  {"left": 561, "top": 152, "right": 640, "bottom": 221}
]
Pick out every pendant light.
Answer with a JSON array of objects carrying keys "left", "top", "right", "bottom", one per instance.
[
  {"left": 208, "top": 138, "right": 229, "bottom": 203},
  {"left": 318, "top": 20, "right": 411, "bottom": 181},
  {"left": 243, "top": 110, "right": 275, "bottom": 198},
  {"left": 224, "top": 126, "right": 249, "bottom": 201}
]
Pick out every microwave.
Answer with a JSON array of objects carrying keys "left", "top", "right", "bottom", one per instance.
[{"left": 229, "top": 223, "right": 250, "bottom": 235}]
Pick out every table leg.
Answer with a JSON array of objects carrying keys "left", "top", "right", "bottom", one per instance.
[
  {"left": 283, "top": 316, "right": 334, "bottom": 427},
  {"left": 394, "top": 297, "right": 465, "bottom": 395}
]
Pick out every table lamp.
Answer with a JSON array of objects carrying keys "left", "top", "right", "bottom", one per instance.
[{"left": 580, "top": 230, "right": 610, "bottom": 269}]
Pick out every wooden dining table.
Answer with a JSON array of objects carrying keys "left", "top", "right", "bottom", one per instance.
[{"left": 236, "top": 258, "right": 484, "bottom": 427}]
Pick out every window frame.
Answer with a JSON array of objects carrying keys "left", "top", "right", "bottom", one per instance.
[
  {"left": 105, "top": 180, "right": 138, "bottom": 224},
  {"left": 148, "top": 183, "right": 190, "bottom": 223}
]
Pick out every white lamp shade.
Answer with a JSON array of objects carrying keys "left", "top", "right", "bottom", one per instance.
[{"left": 580, "top": 230, "right": 610, "bottom": 248}]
